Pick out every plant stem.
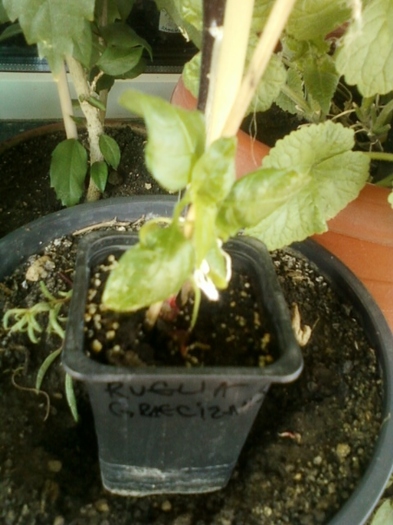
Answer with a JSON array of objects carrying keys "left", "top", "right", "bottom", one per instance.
[
  {"left": 223, "top": 0, "right": 298, "bottom": 137},
  {"left": 363, "top": 151, "right": 393, "bottom": 162},
  {"left": 66, "top": 55, "right": 104, "bottom": 202},
  {"left": 55, "top": 63, "right": 78, "bottom": 140}
]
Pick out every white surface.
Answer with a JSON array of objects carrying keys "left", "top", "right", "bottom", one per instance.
[{"left": 0, "top": 72, "right": 180, "bottom": 120}]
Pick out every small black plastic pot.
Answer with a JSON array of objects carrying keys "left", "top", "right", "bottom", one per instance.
[
  {"left": 1, "top": 196, "right": 392, "bottom": 522},
  {"left": 62, "top": 231, "right": 303, "bottom": 496}
]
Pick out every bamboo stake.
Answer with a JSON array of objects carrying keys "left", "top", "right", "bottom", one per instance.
[
  {"left": 55, "top": 63, "right": 78, "bottom": 140},
  {"left": 204, "top": 0, "right": 254, "bottom": 146},
  {"left": 223, "top": 0, "right": 298, "bottom": 137}
]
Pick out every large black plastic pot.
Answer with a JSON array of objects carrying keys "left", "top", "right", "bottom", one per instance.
[
  {"left": 62, "top": 231, "right": 303, "bottom": 496},
  {"left": 1, "top": 196, "right": 392, "bottom": 523}
]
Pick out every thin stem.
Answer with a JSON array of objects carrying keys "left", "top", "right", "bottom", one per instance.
[
  {"left": 363, "top": 151, "right": 393, "bottom": 162},
  {"left": 55, "top": 63, "right": 78, "bottom": 139},
  {"left": 223, "top": 0, "right": 298, "bottom": 137}
]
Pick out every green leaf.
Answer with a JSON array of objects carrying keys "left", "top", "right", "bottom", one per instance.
[
  {"left": 370, "top": 499, "right": 393, "bottom": 525},
  {"left": 245, "top": 122, "right": 370, "bottom": 250},
  {"left": 101, "top": 22, "right": 150, "bottom": 50},
  {"left": 99, "top": 133, "right": 121, "bottom": 168},
  {"left": 95, "top": 0, "right": 133, "bottom": 24},
  {"left": 155, "top": 0, "right": 202, "bottom": 47},
  {"left": 249, "top": 49, "right": 287, "bottom": 114},
  {"left": 119, "top": 90, "right": 206, "bottom": 192},
  {"left": 103, "top": 224, "right": 194, "bottom": 312},
  {"left": 97, "top": 46, "right": 143, "bottom": 77},
  {"left": 287, "top": 0, "right": 351, "bottom": 41},
  {"left": 0, "top": 22, "right": 21, "bottom": 41},
  {"left": 182, "top": 51, "right": 200, "bottom": 98},
  {"left": 50, "top": 139, "right": 88, "bottom": 206},
  {"left": 90, "top": 161, "right": 108, "bottom": 192},
  {"left": 335, "top": 0, "right": 393, "bottom": 97},
  {"left": 96, "top": 23, "right": 151, "bottom": 77},
  {"left": 302, "top": 52, "right": 339, "bottom": 115},
  {"left": 65, "top": 373, "right": 79, "bottom": 423},
  {"left": 193, "top": 200, "right": 218, "bottom": 266},
  {"left": 71, "top": 19, "right": 93, "bottom": 68},
  {"left": 115, "top": 0, "right": 135, "bottom": 21},
  {"left": 276, "top": 67, "right": 304, "bottom": 115},
  {"left": 36, "top": 347, "right": 62, "bottom": 391},
  {"left": 0, "top": 3, "right": 11, "bottom": 23},
  {"left": 216, "top": 167, "right": 308, "bottom": 240},
  {"left": 191, "top": 137, "right": 236, "bottom": 204},
  {"left": 85, "top": 95, "right": 106, "bottom": 111},
  {"left": 3, "top": 0, "right": 95, "bottom": 73}
]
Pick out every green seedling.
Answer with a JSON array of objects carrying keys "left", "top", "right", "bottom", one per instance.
[
  {"left": 3, "top": 282, "right": 71, "bottom": 343},
  {"left": 3, "top": 282, "right": 78, "bottom": 421}
]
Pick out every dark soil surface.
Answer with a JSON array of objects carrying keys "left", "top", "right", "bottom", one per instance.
[
  {"left": 0, "top": 121, "right": 166, "bottom": 238},
  {"left": 0, "top": 220, "right": 383, "bottom": 525},
  {"left": 86, "top": 253, "right": 273, "bottom": 368}
]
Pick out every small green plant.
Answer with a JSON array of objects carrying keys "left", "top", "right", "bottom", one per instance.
[
  {"left": 3, "top": 281, "right": 71, "bottom": 342},
  {"left": 0, "top": 0, "right": 151, "bottom": 205},
  {"left": 101, "top": 0, "right": 372, "bottom": 318},
  {"left": 3, "top": 281, "right": 78, "bottom": 421}
]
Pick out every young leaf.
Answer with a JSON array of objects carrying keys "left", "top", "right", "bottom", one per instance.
[
  {"left": 90, "top": 161, "right": 108, "bottom": 192},
  {"left": 99, "top": 133, "right": 121, "bottom": 169},
  {"left": 50, "top": 139, "right": 88, "bottom": 206},
  {"left": 335, "top": 0, "right": 393, "bottom": 97},
  {"left": 103, "top": 225, "right": 194, "bottom": 312},
  {"left": 119, "top": 90, "right": 205, "bottom": 192},
  {"left": 244, "top": 122, "right": 370, "bottom": 249},
  {"left": 190, "top": 136, "right": 236, "bottom": 204},
  {"left": 302, "top": 53, "right": 339, "bottom": 115}
]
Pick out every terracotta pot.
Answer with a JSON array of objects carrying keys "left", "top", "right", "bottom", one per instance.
[
  {"left": 171, "top": 78, "right": 393, "bottom": 333},
  {"left": 313, "top": 184, "right": 393, "bottom": 332}
]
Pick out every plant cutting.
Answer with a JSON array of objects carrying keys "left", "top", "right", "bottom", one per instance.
[
  {"left": 0, "top": 0, "right": 151, "bottom": 205},
  {"left": 58, "top": 0, "right": 387, "bottom": 501}
]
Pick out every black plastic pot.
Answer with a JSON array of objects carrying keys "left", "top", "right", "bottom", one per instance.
[
  {"left": 1, "top": 196, "right": 392, "bottom": 522},
  {"left": 62, "top": 231, "right": 303, "bottom": 496}
]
